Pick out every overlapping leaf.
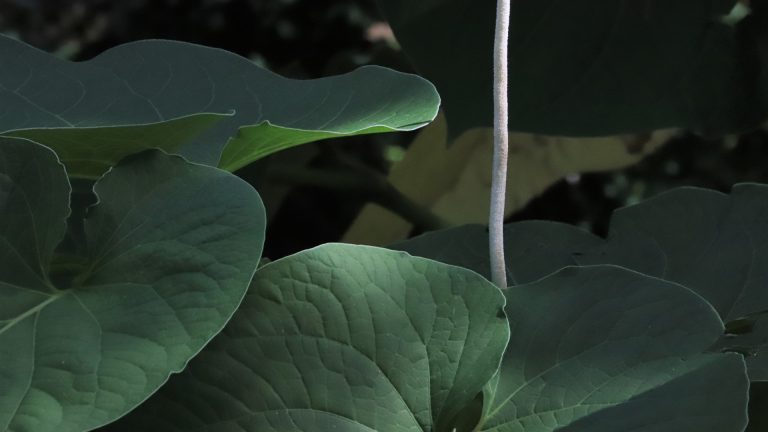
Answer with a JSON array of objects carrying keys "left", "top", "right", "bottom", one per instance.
[
  {"left": 0, "top": 138, "right": 265, "bottom": 432},
  {"left": 0, "top": 35, "right": 439, "bottom": 177},
  {"left": 478, "top": 266, "right": 748, "bottom": 431},
  {"left": 376, "top": 0, "right": 766, "bottom": 137},
  {"left": 394, "top": 184, "right": 768, "bottom": 380},
  {"left": 101, "top": 244, "right": 509, "bottom": 432}
]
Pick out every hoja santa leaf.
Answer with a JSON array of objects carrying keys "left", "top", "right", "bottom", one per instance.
[
  {"left": 99, "top": 244, "right": 509, "bottom": 432},
  {"left": 477, "top": 266, "right": 748, "bottom": 432},
  {"left": 394, "top": 184, "right": 768, "bottom": 381},
  {"left": 0, "top": 138, "right": 265, "bottom": 432},
  {"left": 0, "top": 35, "right": 439, "bottom": 177}
]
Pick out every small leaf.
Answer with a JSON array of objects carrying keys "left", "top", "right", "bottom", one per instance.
[
  {"left": 101, "top": 244, "right": 510, "bottom": 432},
  {"left": 0, "top": 139, "right": 266, "bottom": 432},
  {"left": 479, "top": 266, "right": 748, "bottom": 432}
]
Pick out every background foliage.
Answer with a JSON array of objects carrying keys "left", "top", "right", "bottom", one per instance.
[{"left": 3, "top": 0, "right": 767, "bottom": 254}]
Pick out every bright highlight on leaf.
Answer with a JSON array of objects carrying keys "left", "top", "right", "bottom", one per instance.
[
  {"left": 100, "top": 244, "right": 510, "bottom": 432},
  {"left": 0, "top": 138, "right": 265, "bottom": 432}
]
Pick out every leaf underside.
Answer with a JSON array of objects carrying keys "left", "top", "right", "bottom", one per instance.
[{"left": 0, "top": 35, "right": 440, "bottom": 176}]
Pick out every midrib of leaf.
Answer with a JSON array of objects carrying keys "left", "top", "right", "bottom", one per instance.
[{"left": 0, "top": 291, "right": 63, "bottom": 337}]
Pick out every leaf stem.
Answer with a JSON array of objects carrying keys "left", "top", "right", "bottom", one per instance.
[{"left": 490, "top": 0, "right": 510, "bottom": 288}]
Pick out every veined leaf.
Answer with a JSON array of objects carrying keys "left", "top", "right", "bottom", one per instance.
[
  {"left": 0, "top": 138, "right": 266, "bottom": 432},
  {"left": 0, "top": 35, "right": 439, "bottom": 177},
  {"left": 478, "top": 266, "right": 748, "bottom": 431},
  {"left": 100, "top": 244, "right": 509, "bottom": 432},
  {"left": 394, "top": 184, "right": 768, "bottom": 380}
]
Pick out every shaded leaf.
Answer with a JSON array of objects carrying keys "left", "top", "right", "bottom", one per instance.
[
  {"left": 343, "top": 114, "right": 672, "bottom": 245},
  {"left": 479, "top": 266, "right": 748, "bottom": 432},
  {"left": 577, "top": 184, "right": 768, "bottom": 380},
  {"left": 101, "top": 244, "right": 509, "bottom": 432},
  {"left": 392, "top": 222, "right": 601, "bottom": 285},
  {"left": 394, "top": 184, "right": 768, "bottom": 380},
  {"left": 0, "top": 35, "right": 439, "bottom": 176},
  {"left": 0, "top": 140, "right": 265, "bottom": 432},
  {"left": 5, "top": 115, "right": 229, "bottom": 180},
  {"left": 376, "top": 0, "right": 767, "bottom": 137}
]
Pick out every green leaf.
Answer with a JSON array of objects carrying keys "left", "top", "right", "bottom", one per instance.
[
  {"left": 0, "top": 139, "right": 266, "bottom": 432},
  {"left": 5, "top": 115, "right": 230, "bottom": 180},
  {"left": 394, "top": 184, "right": 768, "bottom": 380},
  {"left": 392, "top": 221, "right": 602, "bottom": 284},
  {"left": 0, "top": 35, "right": 439, "bottom": 176},
  {"left": 576, "top": 184, "right": 768, "bottom": 380},
  {"left": 479, "top": 265, "right": 748, "bottom": 431},
  {"left": 100, "top": 244, "right": 510, "bottom": 432},
  {"left": 376, "top": 0, "right": 767, "bottom": 137}
]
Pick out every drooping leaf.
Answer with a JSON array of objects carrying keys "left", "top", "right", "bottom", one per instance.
[
  {"left": 343, "top": 114, "right": 673, "bottom": 246},
  {"left": 393, "top": 184, "right": 768, "bottom": 380},
  {"left": 0, "top": 35, "right": 440, "bottom": 177},
  {"left": 376, "top": 0, "right": 767, "bottom": 137},
  {"left": 478, "top": 265, "right": 748, "bottom": 432},
  {"left": 0, "top": 139, "right": 266, "bottom": 432},
  {"left": 100, "top": 244, "right": 510, "bottom": 432}
]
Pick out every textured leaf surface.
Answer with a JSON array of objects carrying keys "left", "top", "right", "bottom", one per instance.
[
  {"left": 101, "top": 244, "right": 510, "bottom": 432},
  {"left": 0, "top": 35, "right": 439, "bottom": 176},
  {"left": 479, "top": 266, "right": 748, "bottom": 431},
  {"left": 0, "top": 139, "right": 266, "bottom": 432},
  {"left": 376, "top": 0, "right": 767, "bottom": 137},
  {"left": 394, "top": 184, "right": 768, "bottom": 380}
]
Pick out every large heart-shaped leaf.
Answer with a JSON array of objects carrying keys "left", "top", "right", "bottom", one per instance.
[
  {"left": 478, "top": 265, "right": 748, "bottom": 431},
  {"left": 393, "top": 184, "right": 768, "bottom": 380},
  {"left": 100, "top": 244, "right": 510, "bottom": 432},
  {"left": 376, "top": 0, "right": 766, "bottom": 137},
  {"left": 0, "top": 138, "right": 265, "bottom": 432},
  {"left": 576, "top": 184, "right": 768, "bottom": 380},
  {"left": 0, "top": 35, "right": 439, "bottom": 177}
]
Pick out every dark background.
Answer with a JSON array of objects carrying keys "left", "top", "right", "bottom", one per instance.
[{"left": 3, "top": 0, "right": 768, "bottom": 259}]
